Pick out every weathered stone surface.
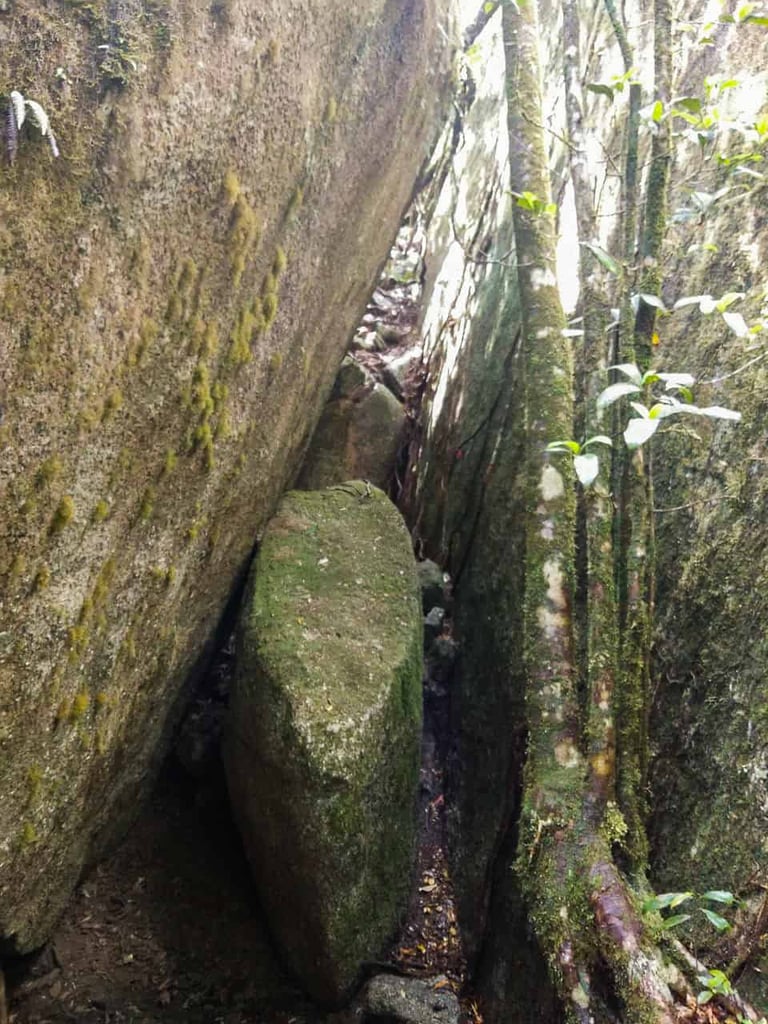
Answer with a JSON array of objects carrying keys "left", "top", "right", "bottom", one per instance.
[
  {"left": 297, "top": 363, "right": 406, "bottom": 491},
  {"left": 0, "top": 0, "right": 455, "bottom": 953},
  {"left": 382, "top": 347, "right": 422, "bottom": 401},
  {"left": 362, "top": 974, "right": 460, "bottom": 1024},
  {"left": 224, "top": 484, "right": 422, "bottom": 1005}
]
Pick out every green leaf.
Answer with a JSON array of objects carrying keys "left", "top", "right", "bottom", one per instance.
[
  {"left": 660, "top": 913, "right": 692, "bottom": 930},
  {"left": 651, "top": 99, "right": 665, "bottom": 122},
  {"left": 624, "top": 417, "right": 660, "bottom": 447},
  {"left": 702, "top": 890, "right": 735, "bottom": 904},
  {"left": 574, "top": 453, "right": 599, "bottom": 487},
  {"left": 483, "top": 1, "right": 495, "bottom": 11},
  {"left": 674, "top": 96, "right": 703, "bottom": 114},
  {"left": 669, "top": 891, "right": 695, "bottom": 908},
  {"left": 643, "top": 891, "right": 692, "bottom": 912},
  {"left": 596, "top": 382, "right": 641, "bottom": 410},
  {"left": 666, "top": 384, "right": 694, "bottom": 403},
  {"left": 698, "top": 990, "right": 714, "bottom": 1004},
  {"left": 587, "top": 83, "right": 615, "bottom": 101},
  {"left": 716, "top": 291, "right": 745, "bottom": 312},
  {"left": 701, "top": 908, "right": 731, "bottom": 932},
  {"left": 737, "top": 2, "right": 759, "bottom": 21},
  {"left": 547, "top": 440, "right": 581, "bottom": 454},
  {"left": 582, "top": 241, "right": 621, "bottom": 276}
]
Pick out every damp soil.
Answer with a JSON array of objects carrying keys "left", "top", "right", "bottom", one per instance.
[{"left": 6, "top": 618, "right": 471, "bottom": 1024}]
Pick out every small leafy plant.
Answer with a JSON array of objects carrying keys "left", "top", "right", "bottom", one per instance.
[
  {"left": 547, "top": 362, "right": 741, "bottom": 484},
  {"left": 641, "top": 888, "right": 739, "bottom": 934},
  {"left": 4, "top": 90, "right": 59, "bottom": 163},
  {"left": 697, "top": 968, "right": 732, "bottom": 1004}
]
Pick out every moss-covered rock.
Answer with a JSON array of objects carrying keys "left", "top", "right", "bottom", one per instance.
[
  {"left": 0, "top": 0, "right": 454, "bottom": 954},
  {"left": 224, "top": 484, "right": 422, "bottom": 1005},
  {"left": 297, "top": 358, "right": 405, "bottom": 491}
]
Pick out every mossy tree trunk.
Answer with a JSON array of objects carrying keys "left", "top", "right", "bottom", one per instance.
[{"left": 501, "top": 2, "right": 688, "bottom": 1019}]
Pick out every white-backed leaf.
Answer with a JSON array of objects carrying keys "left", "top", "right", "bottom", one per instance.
[
  {"left": 649, "top": 402, "right": 676, "bottom": 419},
  {"left": 609, "top": 363, "right": 643, "bottom": 385},
  {"left": 547, "top": 440, "right": 581, "bottom": 454},
  {"left": 669, "top": 891, "right": 695, "bottom": 908},
  {"left": 674, "top": 294, "right": 710, "bottom": 310},
  {"left": 561, "top": 328, "right": 585, "bottom": 337},
  {"left": 574, "top": 452, "right": 599, "bottom": 487},
  {"left": 698, "top": 405, "right": 742, "bottom": 421},
  {"left": 25, "top": 99, "right": 50, "bottom": 136},
  {"left": 582, "top": 435, "right": 612, "bottom": 449},
  {"left": 624, "top": 417, "right": 660, "bottom": 447},
  {"left": 10, "top": 90, "right": 25, "bottom": 129},
  {"left": 722, "top": 311, "right": 749, "bottom": 336},
  {"left": 597, "top": 382, "right": 641, "bottom": 410},
  {"left": 699, "top": 295, "right": 717, "bottom": 314},
  {"left": 657, "top": 372, "right": 696, "bottom": 388},
  {"left": 630, "top": 401, "right": 650, "bottom": 418},
  {"left": 638, "top": 292, "right": 669, "bottom": 312}
]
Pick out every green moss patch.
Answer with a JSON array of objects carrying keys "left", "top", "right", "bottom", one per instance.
[{"left": 225, "top": 484, "right": 422, "bottom": 1005}]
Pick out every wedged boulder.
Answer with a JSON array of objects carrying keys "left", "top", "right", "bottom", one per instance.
[
  {"left": 362, "top": 973, "right": 460, "bottom": 1024},
  {"left": 0, "top": 0, "right": 454, "bottom": 953},
  {"left": 224, "top": 484, "right": 422, "bottom": 1005},
  {"left": 297, "top": 357, "right": 406, "bottom": 491}
]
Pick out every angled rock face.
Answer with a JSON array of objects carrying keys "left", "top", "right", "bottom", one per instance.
[
  {"left": 0, "top": 0, "right": 454, "bottom": 954},
  {"left": 225, "top": 484, "right": 422, "bottom": 1005}
]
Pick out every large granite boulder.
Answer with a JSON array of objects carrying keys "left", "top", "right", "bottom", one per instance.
[
  {"left": 297, "top": 357, "right": 406, "bottom": 491},
  {"left": 0, "top": 0, "right": 454, "bottom": 954},
  {"left": 225, "top": 484, "right": 422, "bottom": 1005}
]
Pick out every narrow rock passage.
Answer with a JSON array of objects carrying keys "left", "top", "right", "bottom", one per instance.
[{"left": 389, "top": 632, "right": 466, "bottom": 988}]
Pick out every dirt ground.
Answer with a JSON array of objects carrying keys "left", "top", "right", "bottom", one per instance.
[{"left": 6, "top": 761, "right": 320, "bottom": 1024}]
